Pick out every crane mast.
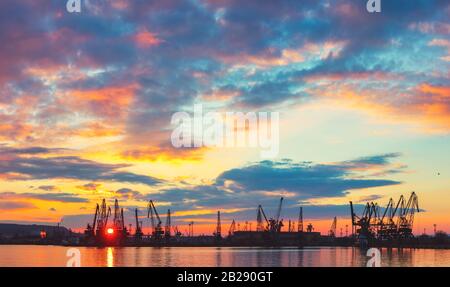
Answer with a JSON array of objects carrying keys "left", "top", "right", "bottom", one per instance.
[
  {"left": 96, "top": 199, "right": 111, "bottom": 236},
  {"left": 165, "top": 209, "right": 171, "bottom": 239},
  {"left": 147, "top": 200, "right": 164, "bottom": 239},
  {"left": 92, "top": 204, "right": 99, "bottom": 232},
  {"left": 134, "top": 208, "right": 143, "bottom": 239},
  {"left": 298, "top": 206, "right": 303, "bottom": 232},
  {"left": 214, "top": 211, "right": 222, "bottom": 239}
]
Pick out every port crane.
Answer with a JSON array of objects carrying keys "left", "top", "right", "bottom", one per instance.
[
  {"left": 275, "top": 197, "right": 284, "bottom": 231},
  {"left": 378, "top": 197, "right": 401, "bottom": 240},
  {"left": 228, "top": 220, "right": 236, "bottom": 237},
  {"left": 112, "top": 199, "right": 127, "bottom": 238},
  {"left": 84, "top": 203, "right": 99, "bottom": 237},
  {"left": 147, "top": 200, "right": 164, "bottom": 239},
  {"left": 96, "top": 199, "right": 111, "bottom": 236},
  {"left": 351, "top": 192, "right": 420, "bottom": 241},
  {"left": 165, "top": 209, "right": 171, "bottom": 239},
  {"left": 397, "top": 192, "right": 419, "bottom": 238},
  {"left": 173, "top": 225, "right": 182, "bottom": 238},
  {"left": 188, "top": 221, "right": 194, "bottom": 237},
  {"left": 328, "top": 217, "right": 337, "bottom": 237},
  {"left": 297, "top": 207, "right": 303, "bottom": 232},
  {"left": 350, "top": 201, "right": 378, "bottom": 240},
  {"left": 134, "top": 208, "right": 143, "bottom": 239},
  {"left": 214, "top": 211, "right": 222, "bottom": 239},
  {"left": 256, "top": 205, "right": 269, "bottom": 231},
  {"left": 256, "top": 197, "right": 284, "bottom": 233}
]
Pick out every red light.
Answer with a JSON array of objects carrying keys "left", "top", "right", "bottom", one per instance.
[{"left": 107, "top": 228, "right": 114, "bottom": 235}]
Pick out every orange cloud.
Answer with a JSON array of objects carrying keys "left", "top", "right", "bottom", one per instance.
[
  {"left": 216, "top": 41, "right": 346, "bottom": 68},
  {"left": 134, "top": 29, "right": 162, "bottom": 48},
  {"left": 309, "top": 81, "right": 450, "bottom": 133},
  {"left": 74, "top": 122, "right": 123, "bottom": 138},
  {"left": 64, "top": 84, "right": 139, "bottom": 119},
  {"left": 419, "top": 83, "right": 450, "bottom": 98},
  {"left": 110, "top": 0, "right": 129, "bottom": 10},
  {"left": 0, "top": 120, "right": 33, "bottom": 141},
  {"left": 121, "top": 145, "right": 206, "bottom": 163}
]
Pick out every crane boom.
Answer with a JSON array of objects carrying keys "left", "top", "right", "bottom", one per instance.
[
  {"left": 275, "top": 197, "right": 284, "bottom": 222},
  {"left": 148, "top": 200, "right": 162, "bottom": 223},
  {"left": 259, "top": 205, "right": 269, "bottom": 223},
  {"left": 147, "top": 200, "right": 163, "bottom": 239},
  {"left": 329, "top": 217, "right": 337, "bottom": 237},
  {"left": 228, "top": 220, "right": 236, "bottom": 236},
  {"left": 92, "top": 204, "right": 99, "bottom": 232}
]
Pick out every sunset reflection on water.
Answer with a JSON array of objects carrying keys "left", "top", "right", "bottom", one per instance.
[{"left": 0, "top": 246, "right": 449, "bottom": 267}]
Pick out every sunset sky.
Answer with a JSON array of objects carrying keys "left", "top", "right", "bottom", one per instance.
[{"left": 0, "top": 0, "right": 449, "bottom": 235}]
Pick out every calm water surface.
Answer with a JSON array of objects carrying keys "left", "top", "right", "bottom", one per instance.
[{"left": 0, "top": 245, "right": 449, "bottom": 267}]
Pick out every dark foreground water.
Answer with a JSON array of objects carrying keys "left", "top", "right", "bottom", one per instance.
[{"left": 0, "top": 245, "right": 449, "bottom": 267}]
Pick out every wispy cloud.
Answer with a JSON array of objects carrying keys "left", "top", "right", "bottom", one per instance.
[
  {"left": 0, "top": 147, "right": 163, "bottom": 186},
  {"left": 150, "top": 154, "right": 403, "bottom": 211},
  {"left": 0, "top": 192, "right": 88, "bottom": 203}
]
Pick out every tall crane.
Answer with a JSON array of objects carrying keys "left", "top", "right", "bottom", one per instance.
[
  {"left": 328, "top": 217, "right": 337, "bottom": 237},
  {"left": 188, "top": 221, "right": 194, "bottom": 237},
  {"left": 378, "top": 198, "right": 400, "bottom": 240},
  {"left": 351, "top": 192, "right": 420, "bottom": 241},
  {"left": 397, "top": 192, "right": 419, "bottom": 238},
  {"left": 165, "top": 209, "right": 171, "bottom": 239},
  {"left": 214, "top": 211, "right": 222, "bottom": 239},
  {"left": 113, "top": 199, "right": 126, "bottom": 232},
  {"left": 275, "top": 197, "right": 283, "bottom": 224},
  {"left": 297, "top": 206, "right": 303, "bottom": 232},
  {"left": 134, "top": 208, "right": 143, "bottom": 239},
  {"left": 350, "top": 201, "right": 378, "bottom": 240},
  {"left": 228, "top": 220, "right": 236, "bottom": 237},
  {"left": 84, "top": 203, "right": 99, "bottom": 237},
  {"left": 257, "top": 197, "right": 284, "bottom": 233},
  {"left": 111, "top": 199, "right": 128, "bottom": 241},
  {"left": 147, "top": 200, "right": 163, "bottom": 239},
  {"left": 268, "top": 197, "right": 284, "bottom": 232},
  {"left": 96, "top": 199, "right": 111, "bottom": 236},
  {"left": 257, "top": 205, "right": 269, "bottom": 231}
]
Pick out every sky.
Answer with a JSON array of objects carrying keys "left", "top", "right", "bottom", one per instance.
[{"left": 0, "top": 0, "right": 449, "bottom": 236}]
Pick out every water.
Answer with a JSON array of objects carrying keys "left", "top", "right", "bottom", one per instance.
[{"left": 0, "top": 245, "right": 449, "bottom": 267}]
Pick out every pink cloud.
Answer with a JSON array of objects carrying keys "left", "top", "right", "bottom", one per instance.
[{"left": 134, "top": 29, "right": 163, "bottom": 48}]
